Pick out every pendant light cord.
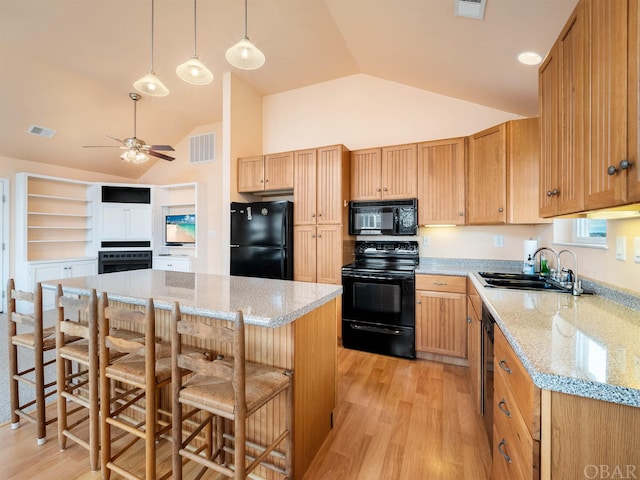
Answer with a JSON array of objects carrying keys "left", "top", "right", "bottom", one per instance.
[
  {"left": 244, "top": 0, "right": 248, "bottom": 39},
  {"left": 150, "top": 0, "right": 155, "bottom": 72},
  {"left": 193, "top": 0, "right": 198, "bottom": 56}
]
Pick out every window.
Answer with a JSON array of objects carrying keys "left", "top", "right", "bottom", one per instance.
[{"left": 552, "top": 218, "right": 608, "bottom": 249}]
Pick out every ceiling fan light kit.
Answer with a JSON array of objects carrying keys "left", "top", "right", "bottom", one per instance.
[{"left": 226, "top": 0, "right": 265, "bottom": 70}]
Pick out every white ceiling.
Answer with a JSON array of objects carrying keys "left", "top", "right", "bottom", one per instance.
[{"left": 0, "top": 0, "right": 578, "bottom": 179}]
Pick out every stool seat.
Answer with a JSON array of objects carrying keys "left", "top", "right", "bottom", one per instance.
[
  {"left": 105, "top": 349, "right": 172, "bottom": 385},
  {"left": 11, "top": 326, "right": 57, "bottom": 349}
]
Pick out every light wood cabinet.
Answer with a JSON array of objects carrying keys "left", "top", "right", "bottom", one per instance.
[
  {"left": 293, "top": 145, "right": 351, "bottom": 286},
  {"left": 237, "top": 152, "right": 294, "bottom": 194},
  {"left": 417, "top": 137, "right": 466, "bottom": 225},
  {"left": 468, "top": 123, "right": 508, "bottom": 224},
  {"left": 493, "top": 326, "right": 541, "bottom": 480},
  {"left": 466, "top": 279, "right": 482, "bottom": 415},
  {"left": 415, "top": 274, "right": 467, "bottom": 360},
  {"left": 540, "top": 0, "right": 640, "bottom": 214},
  {"left": 350, "top": 143, "right": 418, "bottom": 201}
]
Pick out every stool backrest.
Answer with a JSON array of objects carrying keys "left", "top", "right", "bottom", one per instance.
[{"left": 55, "top": 284, "right": 98, "bottom": 342}]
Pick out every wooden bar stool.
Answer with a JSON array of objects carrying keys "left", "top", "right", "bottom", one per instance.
[
  {"left": 171, "top": 304, "right": 294, "bottom": 480},
  {"left": 7, "top": 279, "right": 56, "bottom": 445},
  {"left": 99, "top": 294, "right": 173, "bottom": 480},
  {"left": 55, "top": 284, "right": 100, "bottom": 471}
]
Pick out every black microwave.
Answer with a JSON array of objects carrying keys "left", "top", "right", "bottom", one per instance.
[{"left": 348, "top": 199, "right": 418, "bottom": 236}]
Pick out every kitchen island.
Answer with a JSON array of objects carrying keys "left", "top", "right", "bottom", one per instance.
[{"left": 42, "top": 269, "right": 343, "bottom": 479}]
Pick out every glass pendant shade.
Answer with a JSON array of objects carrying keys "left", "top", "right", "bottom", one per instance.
[
  {"left": 176, "top": 56, "right": 213, "bottom": 85},
  {"left": 134, "top": 71, "right": 169, "bottom": 97},
  {"left": 226, "top": 37, "right": 265, "bottom": 70},
  {"left": 121, "top": 150, "right": 150, "bottom": 164}
]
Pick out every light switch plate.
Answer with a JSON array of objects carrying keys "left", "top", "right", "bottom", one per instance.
[
  {"left": 422, "top": 236, "right": 430, "bottom": 247},
  {"left": 494, "top": 235, "right": 504, "bottom": 247},
  {"left": 634, "top": 237, "right": 640, "bottom": 263},
  {"left": 616, "top": 236, "right": 626, "bottom": 261}
]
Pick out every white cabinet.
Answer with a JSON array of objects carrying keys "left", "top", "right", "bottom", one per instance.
[
  {"left": 29, "top": 258, "right": 97, "bottom": 309},
  {"left": 101, "top": 205, "right": 153, "bottom": 240},
  {"left": 153, "top": 256, "right": 191, "bottom": 272}
]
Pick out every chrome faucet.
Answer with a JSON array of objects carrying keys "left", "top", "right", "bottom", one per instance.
[{"left": 558, "top": 249, "right": 583, "bottom": 296}]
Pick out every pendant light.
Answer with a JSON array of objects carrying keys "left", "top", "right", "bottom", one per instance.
[
  {"left": 134, "top": 0, "right": 169, "bottom": 96},
  {"left": 176, "top": 0, "right": 213, "bottom": 85},
  {"left": 225, "top": 0, "right": 265, "bottom": 70}
]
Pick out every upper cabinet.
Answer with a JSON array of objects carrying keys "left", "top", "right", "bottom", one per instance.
[
  {"left": 540, "top": 0, "right": 640, "bottom": 215},
  {"left": 237, "top": 151, "right": 294, "bottom": 194},
  {"left": 467, "top": 123, "right": 508, "bottom": 224},
  {"left": 350, "top": 143, "right": 418, "bottom": 201},
  {"left": 417, "top": 137, "right": 466, "bottom": 225}
]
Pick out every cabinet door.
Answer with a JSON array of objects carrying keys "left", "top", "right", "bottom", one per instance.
[
  {"left": 415, "top": 290, "right": 467, "bottom": 358},
  {"left": 557, "top": 3, "right": 586, "bottom": 215},
  {"left": 350, "top": 148, "right": 382, "bottom": 200},
  {"left": 539, "top": 43, "right": 560, "bottom": 218},
  {"left": 293, "top": 226, "right": 317, "bottom": 283},
  {"left": 101, "top": 205, "right": 128, "bottom": 239},
  {"left": 381, "top": 143, "right": 418, "bottom": 200},
  {"left": 68, "top": 260, "right": 97, "bottom": 278},
  {"left": 30, "top": 262, "right": 67, "bottom": 310},
  {"left": 417, "top": 138, "right": 466, "bottom": 225},
  {"left": 293, "top": 149, "right": 317, "bottom": 225},
  {"left": 237, "top": 156, "right": 265, "bottom": 193},
  {"left": 585, "top": 0, "right": 629, "bottom": 209},
  {"left": 264, "top": 151, "right": 294, "bottom": 191},
  {"left": 127, "top": 206, "right": 153, "bottom": 239},
  {"left": 468, "top": 124, "right": 507, "bottom": 224},
  {"left": 317, "top": 145, "right": 347, "bottom": 225},
  {"left": 629, "top": 0, "right": 640, "bottom": 203},
  {"left": 316, "top": 225, "right": 343, "bottom": 285},
  {"left": 153, "top": 256, "right": 191, "bottom": 272}
]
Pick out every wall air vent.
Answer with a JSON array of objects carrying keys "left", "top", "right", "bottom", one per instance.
[
  {"left": 27, "top": 124, "right": 56, "bottom": 138},
  {"left": 189, "top": 132, "right": 215, "bottom": 164},
  {"left": 454, "top": 0, "right": 487, "bottom": 20}
]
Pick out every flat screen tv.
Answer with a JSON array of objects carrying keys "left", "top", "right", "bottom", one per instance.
[{"left": 165, "top": 214, "right": 196, "bottom": 246}]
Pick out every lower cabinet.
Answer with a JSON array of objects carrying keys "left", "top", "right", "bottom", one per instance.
[
  {"left": 152, "top": 256, "right": 192, "bottom": 272},
  {"left": 415, "top": 274, "right": 467, "bottom": 360},
  {"left": 493, "top": 325, "right": 540, "bottom": 480},
  {"left": 293, "top": 225, "right": 343, "bottom": 284},
  {"left": 29, "top": 258, "right": 98, "bottom": 310}
]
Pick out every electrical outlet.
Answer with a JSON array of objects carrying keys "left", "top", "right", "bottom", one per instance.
[
  {"left": 494, "top": 235, "right": 504, "bottom": 247},
  {"left": 616, "top": 236, "right": 626, "bottom": 261},
  {"left": 422, "top": 236, "right": 430, "bottom": 247},
  {"left": 634, "top": 237, "right": 640, "bottom": 264}
]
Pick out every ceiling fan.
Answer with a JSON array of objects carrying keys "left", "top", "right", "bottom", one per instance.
[{"left": 83, "top": 92, "right": 175, "bottom": 163}]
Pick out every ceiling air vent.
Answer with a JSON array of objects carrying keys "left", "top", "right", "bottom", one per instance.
[
  {"left": 189, "top": 132, "right": 215, "bottom": 164},
  {"left": 27, "top": 124, "right": 56, "bottom": 138},
  {"left": 454, "top": 0, "right": 487, "bottom": 20}
]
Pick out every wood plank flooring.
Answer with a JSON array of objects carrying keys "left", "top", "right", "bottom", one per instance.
[{"left": 0, "top": 347, "right": 491, "bottom": 479}]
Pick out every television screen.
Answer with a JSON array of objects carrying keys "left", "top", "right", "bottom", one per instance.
[{"left": 165, "top": 214, "right": 196, "bottom": 245}]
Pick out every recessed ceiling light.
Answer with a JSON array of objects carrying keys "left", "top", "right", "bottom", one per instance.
[
  {"left": 27, "top": 124, "right": 56, "bottom": 138},
  {"left": 518, "top": 51, "right": 542, "bottom": 66}
]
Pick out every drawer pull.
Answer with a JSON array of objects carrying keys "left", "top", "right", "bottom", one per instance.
[
  {"left": 497, "top": 439, "right": 512, "bottom": 463},
  {"left": 499, "top": 359, "right": 512, "bottom": 374},
  {"left": 433, "top": 282, "right": 448, "bottom": 286},
  {"left": 498, "top": 399, "right": 512, "bottom": 418}
]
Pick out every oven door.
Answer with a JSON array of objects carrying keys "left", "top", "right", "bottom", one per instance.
[
  {"left": 342, "top": 269, "right": 416, "bottom": 359},
  {"left": 342, "top": 270, "right": 415, "bottom": 327}
]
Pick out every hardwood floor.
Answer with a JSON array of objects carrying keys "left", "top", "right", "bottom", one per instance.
[{"left": 0, "top": 347, "right": 491, "bottom": 479}]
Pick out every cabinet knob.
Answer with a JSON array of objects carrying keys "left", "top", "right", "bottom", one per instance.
[
  {"left": 318, "top": 234, "right": 322, "bottom": 238},
  {"left": 318, "top": 213, "right": 322, "bottom": 217},
  {"left": 498, "top": 207, "right": 504, "bottom": 213},
  {"left": 383, "top": 187, "right": 388, "bottom": 192},
  {"left": 546, "top": 189, "right": 560, "bottom": 197},
  {"left": 376, "top": 188, "right": 381, "bottom": 192},
  {"left": 311, "top": 213, "right": 316, "bottom": 217},
  {"left": 459, "top": 212, "right": 464, "bottom": 216},
  {"left": 607, "top": 159, "right": 633, "bottom": 175},
  {"left": 467, "top": 316, "right": 472, "bottom": 324},
  {"left": 260, "top": 179, "right": 264, "bottom": 183},
  {"left": 416, "top": 300, "right": 422, "bottom": 305},
  {"left": 265, "top": 179, "right": 269, "bottom": 183}
]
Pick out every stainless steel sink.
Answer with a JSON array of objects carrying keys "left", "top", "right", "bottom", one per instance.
[{"left": 477, "top": 271, "right": 569, "bottom": 292}]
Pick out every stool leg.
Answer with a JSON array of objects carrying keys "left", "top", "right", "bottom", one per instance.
[
  {"left": 56, "top": 356, "right": 67, "bottom": 450},
  {"left": 35, "top": 346, "right": 46, "bottom": 445},
  {"left": 8, "top": 340, "right": 20, "bottom": 430}
]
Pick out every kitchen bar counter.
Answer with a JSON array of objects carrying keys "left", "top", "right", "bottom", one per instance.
[
  {"left": 42, "top": 269, "right": 342, "bottom": 478},
  {"left": 41, "top": 269, "right": 342, "bottom": 327}
]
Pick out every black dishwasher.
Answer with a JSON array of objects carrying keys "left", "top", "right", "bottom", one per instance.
[{"left": 481, "top": 303, "right": 495, "bottom": 449}]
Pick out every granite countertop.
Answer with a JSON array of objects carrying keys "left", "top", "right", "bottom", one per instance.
[
  {"left": 41, "top": 269, "right": 342, "bottom": 328},
  {"left": 417, "top": 258, "right": 640, "bottom": 408}
]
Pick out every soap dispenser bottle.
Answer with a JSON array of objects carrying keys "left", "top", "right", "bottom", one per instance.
[
  {"left": 524, "top": 255, "right": 535, "bottom": 275},
  {"left": 540, "top": 253, "right": 549, "bottom": 276}
]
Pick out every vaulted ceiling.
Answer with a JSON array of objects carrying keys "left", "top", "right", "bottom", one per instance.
[{"left": 0, "top": 0, "right": 578, "bottom": 179}]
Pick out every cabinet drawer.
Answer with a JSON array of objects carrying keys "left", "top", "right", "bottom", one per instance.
[
  {"left": 492, "top": 418, "right": 540, "bottom": 480},
  {"left": 415, "top": 274, "right": 466, "bottom": 293},
  {"left": 494, "top": 327, "right": 541, "bottom": 439}
]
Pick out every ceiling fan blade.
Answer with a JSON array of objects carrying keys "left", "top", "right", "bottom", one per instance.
[
  {"left": 148, "top": 145, "right": 175, "bottom": 151},
  {"left": 106, "top": 135, "right": 126, "bottom": 145},
  {"left": 148, "top": 150, "right": 175, "bottom": 161}
]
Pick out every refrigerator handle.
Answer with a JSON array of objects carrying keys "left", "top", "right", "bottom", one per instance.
[
  {"left": 230, "top": 244, "right": 239, "bottom": 248},
  {"left": 247, "top": 206, "right": 252, "bottom": 220}
]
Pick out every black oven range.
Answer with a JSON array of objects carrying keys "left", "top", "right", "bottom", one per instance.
[{"left": 342, "top": 240, "right": 418, "bottom": 359}]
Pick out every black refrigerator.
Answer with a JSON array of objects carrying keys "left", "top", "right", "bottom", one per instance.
[{"left": 230, "top": 201, "right": 294, "bottom": 280}]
